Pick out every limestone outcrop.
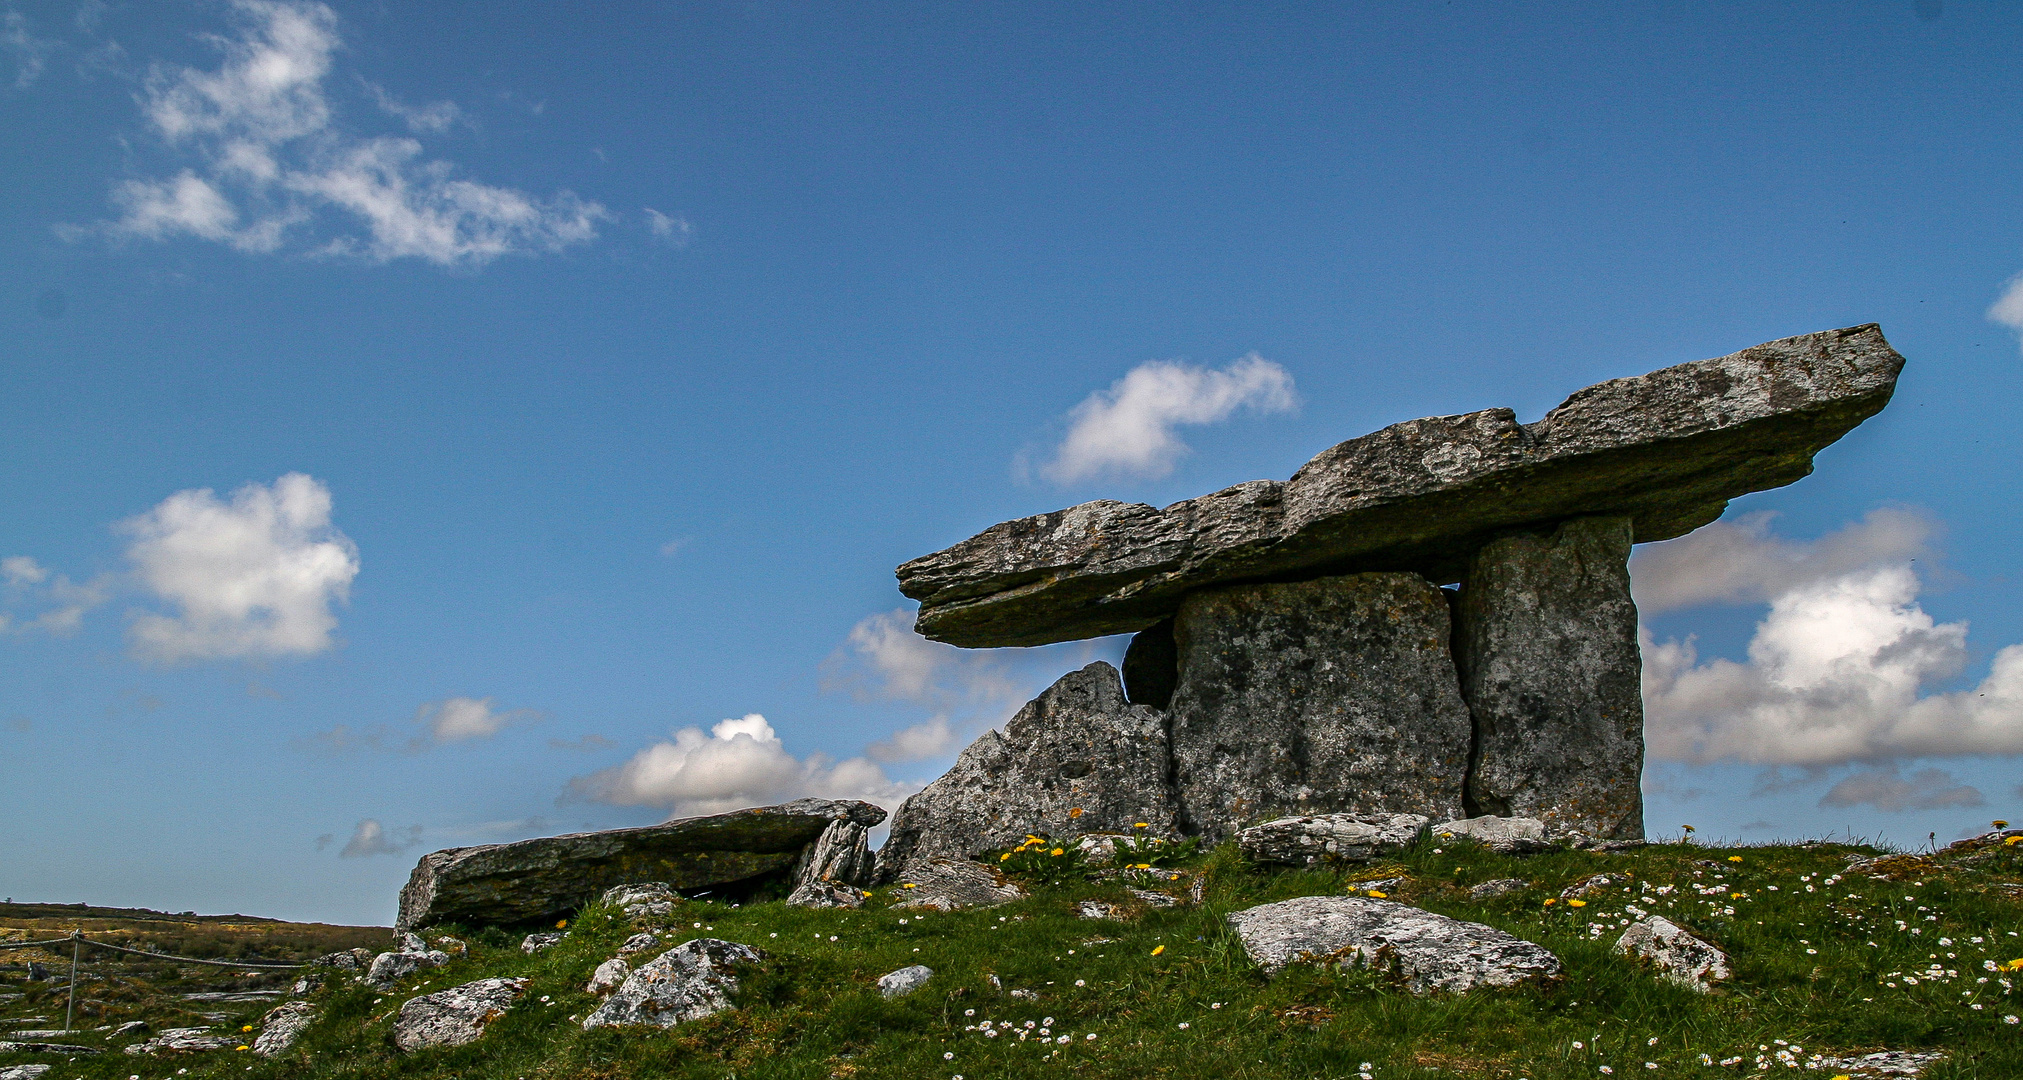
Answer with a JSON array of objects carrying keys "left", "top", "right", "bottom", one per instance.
[
  {"left": 397, "top": 798, "right": 885, "bottom": 931},
  {"left": 1236, "top": 813, "right": 1430, "bottom": 866},
  {"left": 900, "top": 325, "right": 1904, "bottom": 647},
  {"left": 1226, "top": 895, "right": 1561, "bottom": 993},
  {"left": 392, "top": 977, "right": 527, "bottom": 1052},
  {"left": 581, "top": 938, "right": 764, "bottom": 1030},
  {"left": 1616, "top": 916, "right": 1731, "bottom": 992}
]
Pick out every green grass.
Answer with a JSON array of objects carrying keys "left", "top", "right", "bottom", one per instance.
[{"left": 6, "top": 833, "right": 2021, "bottom": 1079}]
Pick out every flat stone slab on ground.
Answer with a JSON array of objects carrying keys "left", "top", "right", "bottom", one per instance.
[
  {"left": 0, "top": 1065, "right": 52, "bottom": 1080},
  {"left": 1226, "top": 894, "right": 1561, "bottom": 994},
  {"left": 1238, "top": 813, "right": 1430, "bottom": 866},
  {"left": 1430, "top": 816, "right": 1550, "bottom": 854},
  {"left": 253, "top": 1001, "right": 316, "bottom": 1057},
  {"left": 889, "top": 858, "right": 1028, "bottom": 911},
  {"left": 1468, "top": 878, "right": 1531, "bottom": 900},
  {"left": 398, "top": 797, "right": 885, "bottom": 930},
  {"left": 900, "top": 325, "right": 1904, "bottom": 647},
  {"left": 582, "top": 938, "right": 764, "bottom": 1030},
  {"left": 394, "top": 976, "right": 528, "bottom": 1052},
  {"left": 123, "top": 1028, "right": 232, "bottom": 1054}
]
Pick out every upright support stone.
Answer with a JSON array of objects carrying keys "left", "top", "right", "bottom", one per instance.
[
  {"left": 1167, "top": 572, "right": 1471, "bottom": 840},
  {"left": 1453, "top": 515, "right": 1644, "bottom": 840}
]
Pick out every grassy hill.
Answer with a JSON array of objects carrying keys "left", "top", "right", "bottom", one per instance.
[{"left": 4, "top": 832, "right": 2018, "bottom": 1079}]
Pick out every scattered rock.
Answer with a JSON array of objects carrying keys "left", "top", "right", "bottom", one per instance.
[
  {"left": 1469, "top": 878, "right": 1530, "bottom": 900},
  {"left": 1453, "top": 517, "right": 1644, "bottom": 839},
  {"left": 1238, "top": 813, "right": 1430, "bottom": 866},
  {"left": 582, "top": 938, "right": 764, "bottom": 1030},
  {"left": 1009, "top": 988, "right": 1040, "bottom": 1001},
  {"left": 1226, "top": 895, "right": 1561, "bottom": 994},
  {"left": 794, "top": 819, "right": 875, "bottom": 891},
  {"left": 1813, "top": 1050, "right": 1946, "bottom": 1078},
  {"left": 889, "top": 858, "right": 1028, "bottom": 911},
  {"left": 2, "top": 1041, "right": 97, "bottom": 1055},
  {"left": 433, "top": 935, "right": 469, "bottom": 957},
  {"left": 586, "top": 958, "right": 630, "bottom": 995},
  {"left": 1073, "top": 833, "right": 1130, "bottom": 865},
  {"left": 123, "top": 1028, "right": 233, "bottom": 1054},
  {"left": 309, "top": 948, "right": 373, "bottom": 971},
  {"left": 1615, "top": 917, "right": 1730, "bottom": 993},
  {"left": 1169, "top": 574, "right": 1472, "bottom": 839},
  {"left": 1126, "top": 887, "right": 1179, "bottom": 908},
  {"left": 290, "top": 974, "right": 321, "bottom": 995},
  {"left": 785, "top": 881, "right": 866, "bottom": 909},
  {"left": 393, "top": 977, "right": 528, "bottom": 1052},
  {"left": 398, "top": 798, "right": 886, "bottom": 930},
  {"left": 110, "top": 1020, "right": 149, "bottom": 1038},
  {"left": 876, "top": 663, "right": 1179, "bottom": 877},
  {"left": 0, "top": 1064, "right": 52, "bottom": 1080},
  {"left": 618, "top": 932, "right": 660, "bottom": 955},
  {"left": 521, "top": 932, "right": 566, "bottom": 954},
  {"left": 1429, "top": 816, "right": 1550, "bottom": 854},
  {"left": 876, "top": 965, "right": 933, "bottom": 998},
  {"left": 1076, "top": 901, "right": 1120, "bottom": 920},
  {"left": 1560, "top": 874, "right": 1621, "bottom": 901},
  {"left": 600, "top": 882, "right": 682, "bottom": 921},
  {"left": 252, "top": 1001, "right": 316, "bottom": 1057},
  {"left": 900, "top": 326, "right": 1905, "bottom": 647},
  {"left": 365, "top": 945, "right": 450, "bottom": 989}
]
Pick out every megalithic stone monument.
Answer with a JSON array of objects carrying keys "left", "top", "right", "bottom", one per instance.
[{"left": 876, "top": 326, "right": 1904, "bottom": 859}]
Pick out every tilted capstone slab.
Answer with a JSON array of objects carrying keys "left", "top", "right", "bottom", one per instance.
[
  {"left": 1453, "top": 515, "right": 1644, "bottom": 840},
  {"left": 1166, "top": 572, "right": 1472, "bottom": 840},
  {"left": 899, "top": 325, "right": 1905, "bottom": 648}
]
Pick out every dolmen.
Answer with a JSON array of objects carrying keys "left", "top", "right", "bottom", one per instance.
[
  {"left": 880, "top": 326, "right": 1904, "bottom": 868},
  {"left": 397, "top": 798, "right": 883, "bottom": 931}
]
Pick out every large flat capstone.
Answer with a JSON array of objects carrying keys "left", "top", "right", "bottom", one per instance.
[
  {"left": 396, "top": 798, "right": 885, "bottom": 931},
  {"left": 900, "top": 325, "right": 1904, "bottom": 647}
]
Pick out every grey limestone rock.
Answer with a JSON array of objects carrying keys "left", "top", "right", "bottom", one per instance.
[
  {"left": 876, "top": 662, "right": 1177, "bottom": 875},
  {"left": 252, "top": 1001, "right": 316, "bottom": 1058},
  {"left": 1076, "top": 900, "right": 1120, "bottom": 920},
  {"left": 600, "top": 882, "right": 682, "bottom": 921},
  {"left": 123, "top": 1028, "right": 234, "bottom": 1054},
  {"left": 618, "top": 932, "right": 660, "bottom": 955},
  {"left": 110, "top": 1021, "right": 149, "bottom": 1038},
  {"left": 1226, "top": 894, "right": 1561, "bottom": 994},
  {"left": 1616, "top": 916, "right": 1731, "bottom": 992},
  {"left": 1454, "top": 516, "right": 1644, "bottom": 839},
  {"left": 794, "top": 819, "right": 874, "bottom": 890},
  {"left": 581, "top": 938, "right": 764, "bottom": 1030},
  {"left": 586, "top": 958, "right": 630, "bottom": 995},
  {"left": 0, "top": 1065, "right": 52, "bottom": 1080},
  {"left": 1168, "top": 574, "right": 1471, "bottom": 839},
  {"left": 520, "top": 931, "right": 565, "bottom": 954},
  {"left": 900, "top": 326, "right": 1905, "bottom": 647},
  {"left": 1429, "top": 815, "right": 1550, "bottom": 854},
  {"left": 393, "top": 977, "right": 527, "bottom": 1052},
  {"left": 1560, "top": 873, "right": 1623, "bottom": 901},
  {"left": 398, "top": 798, "right": 885, "bottom": 930},
  {"left": 785, "top": 881, "right": 865, "bottom": 909},
  {"left": 6, "top": 1042, "right": 99, "bottom": 1055},
  {"left": 1237, "top": 813, "right": 1431, "bottom": 866},
  {"left": 1468, "top": 878, "right": 1531, "bottom": 900},
  {"left": 876, "top": 964, "right": 933, "bottom": 998},
  {"left": 888, "top": 858, "right": 1027, "bottom": 911},
  {"left": 309, "top": 948, "right": 372, "bottom": 972},
  {"left": 365, "top": 947, "right": 450, "bottom": 989},
  {"left": 1814, "top": 1050, "right": 1947, "bottom": 1078}
]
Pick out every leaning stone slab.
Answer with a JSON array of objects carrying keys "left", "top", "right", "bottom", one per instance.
[
  {"left": 889, "top": 858, "right": 1028, "bottom": 911},
  {"left": 393, "top": 977, "right": 527, "bottom": 1052},
  {"left": 1238, "top": 813, "right": 1430, "bottom": 866},
  {"left": 1616, "top": 916, "right": 1730, "bottom": 992},
  {"left": 901, "top": 325, "right": 1905, "bottom": 647},
  {"left": 1454, "top": 516, "right": 1644, "bottom": 839},
  {"left": 520, "top": 931, "right": 565, "bottom": 954},
  {"left": 252, "top": 1001, "right": 316, "bottom": 1057},
  {"left": 794, "top": 819, "right": 874, "bottom": 890},
  {"left": 582, "top": 938, "right": 764, "bottom": 1030},
  {"left": 1429, "top": 816, "right": 1550, "bottom": 854},
  {"left": 876, "top": 662, "right": 1177, "bottom": 875},
  {"left": 1168, "top": 574, "right": 1471, "bottom": 839},
  {"left": 1226, "top": 895, "right": 1561, "bottom": 994},
  {"left": 398, "top": 798, "right": 885, "bottom": 930}
]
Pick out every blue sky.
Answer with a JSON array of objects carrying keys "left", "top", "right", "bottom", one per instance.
[{"left": 3, "top": 0, "right": 2021, "bottom": 925}]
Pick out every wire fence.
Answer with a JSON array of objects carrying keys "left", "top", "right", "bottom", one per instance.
[{"left": 1, "top": 929, "right": 305, "bottom": 1032}]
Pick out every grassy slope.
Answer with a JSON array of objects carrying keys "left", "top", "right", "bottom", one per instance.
[{"left": 5, "top": 835, "right": 2020, "bottom": 1080}]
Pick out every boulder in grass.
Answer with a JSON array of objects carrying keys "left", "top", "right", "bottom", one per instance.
[
  {"left": 1616, "top": 916, "right": 1730, "bottom": 993},
  {"left": 393, "top": 977, "right": 528, "bottom": 1052},
  {"left": 601, "top": 882, "right": 682, "bottom": 921},
  {"left": 587, "top": 957, "right": 630, "bottom": 996},
  {"left": 1428, "top": 816, "right": 1549, "bottom": 854},
  {"left": 786, "top": 880, "right": 866, "bottom": 909},
  {"left": 252, "top": 1001, "right": 316, "bottom": 1058},
  {"left": 876, "top": 965, "right": 933, "bottom": 998},
  {"left": 1238, "top": 813, "right": 1430, "bottom": 866},
  {"left": 1468, "top": 878, "right": 1530, "bottom": 901},
  {"left": 889, "top": 858, "right": 1027, "bottom": 912},
  {"left": 123, "top": 1028, "right": 233, "bottom": 1055},
  {"left": 582, "top": 939, "right": 764, "bottom": 1031},
  {"left": 0, "top": 1065, "right": 53, "bottom": 1080},
  {"left": 1226, "top": 895, "right": 1560, "bottom": 995},
  {"left": 521, "top": 931, "right": 566, "bottom": 954},
  {"left": 365, "top": 946, "right": 450, "bottom": 989}
]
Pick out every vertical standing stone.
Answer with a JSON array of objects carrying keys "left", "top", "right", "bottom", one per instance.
[
  {"left": 1167, "top": 573, "right": 1472, "bottom": 840},
  {"left": 1453, "top": 515, "right": 1644, "bottom": 840}
]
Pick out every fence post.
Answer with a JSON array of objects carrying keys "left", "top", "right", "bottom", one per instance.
[{"left": 64, "top": 930, "right": 80, "bottom": 1032}]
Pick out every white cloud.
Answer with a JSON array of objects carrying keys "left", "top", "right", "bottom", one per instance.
[
  {"left": 71, "top": 0, "right": 606, "bottom": 265},
  {"left": 121, "top": 472, "right": 359, "bottom": 662},
  {"left": 3, "top": 9, "right": 55, "bottom": 89},
  {"left": 865, "top": 717, "right": 957, "bottom": 764},
  {"left": 2, "top": 557, "right": 47, "bottom": 586},
  {"left": 337, "top": 818, "right": 422, "bottom": 858},
  {"left": 1642, "top": 530, "right": 2023, "bottom": 765},
  {"left": 644, "top": 207, "right": 691, "bottom": 245},
  {"left": 1630, "top": 508, "right": 1936, "bottom": 614},
  {"left": 1991, "top": 275, "right": 2023, "bottom": 347},
  {"left": 418, "top": 696, "right": 536, "bottom": 742},
  {"left": 0, "top": 556, "right": 111, "bottom": 638},
  {"left": 1037, "top": 354, "right": 1297, "bottom": 484},
  {"left": 1818, "top": 766, "right": 1985, "bottom": 812},
  {"left": 567, "top": 713, "right": 916, "bottom": 819},
  {"left": 821, "top": 607, "right": 1032, "bottom": 763}
]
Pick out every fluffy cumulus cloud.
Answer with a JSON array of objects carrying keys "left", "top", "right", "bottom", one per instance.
[
  {"left": 568, "top": 714, "right": 915, "bottom": 819},
  {"left": 122, "top": 472, "right": 358, "bottom": 662},
  {"left": 1990, "top": 275, "right": 2023, "bottom": 347},
  {"left": 1036, "top": 354, "right": 1296, "bottom": 484},
  {"left": 418, "top": 696, "right": 535, "bottom": 743},
  {"left": 1631, "top": 508, "right": 1937, "bottom": 615},
  {"left": 1637, "top": 513, "right": 2023, "bottom": 766},
  {"left": 336, "top": 818, "right": 422, "bottom": 858},
  {"left": 821, "top": 607, "right": 1033, "bottom": 763},
  {"left": 0, "top": 556, "right": 111, "bottom": 637},
  {"left": 1818, "top": 767, "right": 1985, "bottom": 812},
  {"left": 67, "top": 1, "right": 605, "bottom": 265}
]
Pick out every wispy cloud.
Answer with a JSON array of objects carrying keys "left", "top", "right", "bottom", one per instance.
[
  {"left": 64, "top": 1, "right": 606, "bottom": 265},
  {"left": 121, "top": 473, "right": 358, "bottom": 662},
  {"left": 566, "top": 714, "right": 916, "bottom": 820},
  {"left": 3, "top": 9, "right": 55, "bottom": 88},
  {"left": 1030, "top": 354, "right": 1296, "bottom": 485},
  {"left": 0, "top": 556, "right": 111, "bottom": 637},
  {"left": 299, "top": 695, "right": 538, "bottom": 754},
  {"left": 336, "top": 818, "right": 422, "bottom": 858},
  {"left": 644, "top": 207, "right": 691, "bottom": 246},
  {"left": 1818, "top": 766, "right": 1985, "bottom": 812},
  {"left": 1641, "top": 513, "right": 2023, "bottom": 766},
  {"left": 820, "top": 607, "right": 1035, "bottom": 763}
]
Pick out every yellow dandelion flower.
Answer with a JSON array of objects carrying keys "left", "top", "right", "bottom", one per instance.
[
  {"left": 1995, "top": 819, "right": 2010, "bottom": 829},
  {"left": 557, "top": 919, "right": 569, "bottom": 928},
  {"left": 1001, "top": 852, "right": 1012, "bottom": 861},
  {"left": 1151, "top": 945, "right": 1165, "bottom": 956},
  {"left": 1132, "top": 863, "right": 1152, "bottom": 870},
  {"left": 242, "top": 1025, "right": 254, "bottom": 1033},
  {"left": 1051, "top": 848, "right": 1064, "bottom": 857},
  {"left": 1727, "top": 856, "right": 1743, "bottom": 863},
  {"left": 1543, "top": 898, "right": 1557, "bottom": 906},
  {"left": 236, "top": 1045, "right": 250, "bottom": 1052},
  {"left": 1069, "top": 807, "right": 1084, "bottom": 818},
  {"left": 2007, "top": 958, "right": 2023, "bottom": 970},
  {"left": 902, "top": 882, "right": 917, "bottom": 889},
  {"left": 2006, "top": 836, "right": 2022, "bottom": 847},
  {"left": 1134, "top": 822, "right": 1150, "bottom": 828},
  {"left": 1567, "top": 899, "right": 1587, "bottom": 908},
  {"left": 1731, "top": 893, "right": 1744, "bottom": 900},
  {"left": 1366, "top": 890, "right": 1387, "bottom": 899}
]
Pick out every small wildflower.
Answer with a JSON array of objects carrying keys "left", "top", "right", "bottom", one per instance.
[
  {"left": 1001, "top": 853, "right": 1012, "bottom": 861},
  {"left": 1367, "top": 890, "right": 1388, "bottom": 899},
  {"left": 1544, "top": 898, "right": 1558, "bottom": 906},
  {"left": 1134, "top": 822, "right": 1149, "bottom": 828},
  {"left": 1151, "top": 945, "right": 1165, "bottom": 956},
  {"left": 241, "top": 1025, "right": 253, "bottom": 1032},
  {"left": 556, "top": 919, "right": 568, "bottom": 928},
  {"left": 944, "top": 1052, "right": 954, "bottom": 1060},
  {"left": 1178, "top": 1022, "right": 1190, "bottom": 1029},
  {"left": 903, "top": 882, "right": 917, "bottom": 888},
  {"left": 1728, "top": 856, "right": 1743, "bottom": 863},
  {"left": 1568, "top": 899, "right": 1587, "bottom": 908},
  {"left": 1050, "top": 848, "right": 1064, "bottom": 857}
]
